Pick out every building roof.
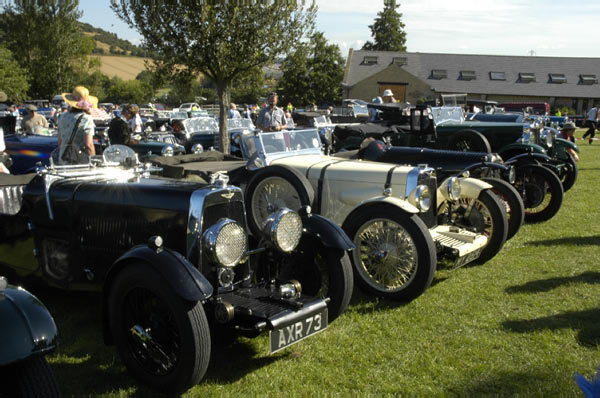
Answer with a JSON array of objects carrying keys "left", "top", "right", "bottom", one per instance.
[{"left": 344, "top": 50, "right": 600, "bottom": 98}]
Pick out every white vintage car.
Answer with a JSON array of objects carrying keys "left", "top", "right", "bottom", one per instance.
[{"left": 236, "top": 129, "right": 507, "bottom": 301}]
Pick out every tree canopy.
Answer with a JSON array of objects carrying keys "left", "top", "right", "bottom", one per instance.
[
  {"left": 111, "top": 1, "right": 316, "bottom": 153},
  {"left": 0, "top": 46, "right": 30, "bottom": 103},
  {"left": 362, "top": 0, "right": 407, "bottom": 52},
  {"left": 279, "top": 32, "right": 344, "bottom": 107},
  {"left": 0, "top": 0, "right": 97, "bottom": 98}
]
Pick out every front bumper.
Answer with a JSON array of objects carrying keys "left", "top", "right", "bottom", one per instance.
[{"left": 429, "top": 225, "right": 488, "bottom": 267}]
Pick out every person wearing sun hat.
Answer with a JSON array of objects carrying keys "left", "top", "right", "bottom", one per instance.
[
  {"left": 557, "top": 121, "right": 579, "bottom": 161},
  {"left": 57, "top": 86, "right": 97, "bottom": 160}
]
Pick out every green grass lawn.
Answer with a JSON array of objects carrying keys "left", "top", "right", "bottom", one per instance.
[{"left": 34, "top": 136, "right": 600, "bottom": 396}]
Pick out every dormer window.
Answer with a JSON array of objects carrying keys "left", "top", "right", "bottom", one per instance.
[
  {"left": 459, "top": 70, "right": 476, "bottom": 80},
  {"left": 430, "top": 69, "right": 448, "bottom": 79},
  {"left": 391, "top": 57, "right": 407, "bottom": 66},
  {"left": 518, "top": 72, "right": 536, "bottom": 83},
  {"left": 362, "top": 56, "right": 378, "bottom": 65},
  {"left": 549, "top": 73, "right": 566, "bottom": 83},
  {"left": 580, "top": 74, "right": 597, "bottom": 85},
  {"left": 490, "top": 71, "right": 506, "bottom": 80}
]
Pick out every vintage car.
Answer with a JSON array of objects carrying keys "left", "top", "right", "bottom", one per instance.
[
  {"left": 0, "top": 146, "right": 353, "bottom": 394},
  {"left": 0, "top": 275, "right": 60, "bottom": 397},
  {"left": 149, "top": 129, "right": 510, "bottom": 302}
]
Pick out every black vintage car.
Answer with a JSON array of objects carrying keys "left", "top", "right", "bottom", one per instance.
[
  {"left": 0, "top": 146, "right": 353, "bottom": 395},
  {"left": 0, "top": 276, "right": 60, "bottom": 398}
]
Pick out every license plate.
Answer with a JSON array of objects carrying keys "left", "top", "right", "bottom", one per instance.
[
  {"left": 453, "top": 247, "right": 484, "bottom": 269},
  {"left": 269, "top": 307, "right": 328, "bottom": 353}
]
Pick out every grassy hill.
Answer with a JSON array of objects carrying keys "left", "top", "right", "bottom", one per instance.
[{"left": 95, "top": 55, "right": 151, "bottom": 80}]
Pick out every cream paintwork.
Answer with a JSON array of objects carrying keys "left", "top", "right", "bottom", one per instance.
[
  {"left": 272, "top": 155, "right": 416, "bottom": 226},
  {"left": 437, "top": 177, "right": 493, "bottom": 205}
]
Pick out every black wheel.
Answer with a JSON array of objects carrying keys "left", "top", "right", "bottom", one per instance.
[
  {"left": 559, "top": 152, "right": 578, "bottom": 192},
  {"left": 342, "top": 204, "right": 437, "bottom": 301},
  {"left": 245, "top": 165, "right": 314, "bottom": 237},
  {"left": 0, "top": 356, "right": 60, "bottom": 398},
  {"left": 108, "top": 263, "right": 211, "bottom": 395},
  {"left": 446, "top": 129, "right": 492, "bottom": 153},
  {"left": 271, "top": 238, "right": 353, "bottom": 322},
  {"left": 515, "top": 164, "right": 564, "bottom": 223},
  {"left": 438, "top": 189, "right": 508, "bottom": 264},
  {"left": 480, "top": 177, "right": 525, "bottom": 240}
]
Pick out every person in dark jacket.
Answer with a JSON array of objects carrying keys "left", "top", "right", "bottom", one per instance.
[{"left": 108, "top": 105, "right": 138, "bottom": 146}]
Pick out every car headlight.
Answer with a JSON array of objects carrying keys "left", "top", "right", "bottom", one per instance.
[
  {"left": 507, "top": 166, "right": 516, "bottom": 184},
  {"left": 544, "top": 129, "right": 554, "bottom": 147},
  {"left": 262, "top": 209, "right": 302, "bottom": 253},
  {"left": 407, "top": 184, "right": 431, "bottom": 212},
  {"left": 192, "top": 143, "right": 204, "bottom": 154},
  {"left": 203, "top": 219, "right": 248, "bottom": 267},
  {"left": 521, "top": 127, "right": 531, "bottom": 143},
  {"left": 447, "top": 176, "right": 461, "bottom": 201},
  {"left": 161, "top": 145, "right": 174, "bottom": 156}
]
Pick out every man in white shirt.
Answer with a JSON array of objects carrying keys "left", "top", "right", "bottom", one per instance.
[
  {"left": 583, "top": 104, "right": 598, "bottom": 144},
  {"left": 127, "top": 104, "right": 143, "bottom": 133}
]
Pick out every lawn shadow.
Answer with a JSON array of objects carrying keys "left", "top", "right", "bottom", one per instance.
[
  {"left": 525, "top": 235, "right": 600, "bottom": 247},
  {"left": 503, "top": 308, "right": 600, "bottom": 347},
  {"left": 445, "top": 370, "right": 567, "bottom": 396},
  {"left": 505, "top": 271, "right": 600, "bottom": 294}
]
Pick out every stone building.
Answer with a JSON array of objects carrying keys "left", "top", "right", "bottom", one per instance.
[{"left": 343, "top": 49, "right": 600, "bottom": 113}]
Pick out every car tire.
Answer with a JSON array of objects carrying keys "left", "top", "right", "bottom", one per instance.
[
  {"left": 342, "top": 204, "right": 437, "bottom": 301},
  {"left": 438, "top": 189, "right": 508, "bottom": 264},
  {"left": 560, "top": 152, "right": 578, "bottom": 192},
  {"left": 273, "top": 238, "right": 353, "bottom": 322},
  {"left": 480, "top": 177, "right": 525, "bottom": 240},
  {"left": 108, "top": 263, "right": 211, "bottom": 395},
  {"left": 0, "top": 356, "right": 60, "bottom": 398},
  {"left": 515, "top": 164, "right": 564, "bottom": 223},
  {"left": 245, "top": 165, "right": 314, "bottom": 237},
  {"left": 447, "top": 129, "right": 492, "bottom": 153}
]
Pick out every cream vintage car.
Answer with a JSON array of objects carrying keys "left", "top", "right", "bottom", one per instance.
[{"left": 235, "top": 129, "right": 507, "bottom": 301}]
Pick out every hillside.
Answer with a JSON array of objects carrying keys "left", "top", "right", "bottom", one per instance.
[{"left": 96, "top": 55, "right": 151, "bottom": 80}]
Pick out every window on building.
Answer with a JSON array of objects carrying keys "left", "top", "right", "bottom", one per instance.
[
  {"left": 580, "top": 74, "right": 597, "bottom": 85},
  {"left": 549, "top": 73, "right": 566, "bottom": 83},
  {"left": 489, "top": 71, "right": 506, "bottom": 81},
  {"left": 391, "top": 57, "right": 407, "bottom": 66},
  {"left": 362, "top": 56, "right": 378, "bottom": 65},
  {"left": 518, "top": 72, "right": 536, "bottom": 83},
  {"left": 430, "top": 69, "right": 448, "bottom": 79},
  {"left": 459, "top": 70, "right": 476, "bottom": 80}
]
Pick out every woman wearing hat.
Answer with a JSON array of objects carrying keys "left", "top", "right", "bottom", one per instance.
[
  {"left": 382, "top": 89, "right": 396, "bottom": 103},
  {"left": 57, "top": 86, "right": 96, "bottom": 161},
  {"left": 558, "top": 121, "right": 579, "bottom": 161}
]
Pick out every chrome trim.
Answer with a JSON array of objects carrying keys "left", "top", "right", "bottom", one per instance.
[
  {"left": 262, "top": 208, "right": 302, "bottom": 253},
  {"left": 202, "top": 218, "right": 247, "bottom": 267},
  {"left": 405, "top": 166, "right": 435, "bottom": 199}
]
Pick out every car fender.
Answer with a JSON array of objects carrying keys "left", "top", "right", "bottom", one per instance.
[
  {"left": 437, "top": 177, "right": 492, "bottom": 204},
  {"left": 301, "top": 213, "right": 355, "bottom": 250},
  {"left": 101, "top": 244, "right": 213, "bottom": 344},
  {"left": 504, "top": 151, "right": 552, "bottom": 165},
  {"left": 343, "top": 196, "right": 420, "bottom": 230},
  {"left": 497, "top": 142, "right": 546, "bottom": 158},
  {"left": 555, "top": 137, "right": 580, "bottom": 153},
  {"left": 0, "top": 283, "right": 59, "bottom": 366}
]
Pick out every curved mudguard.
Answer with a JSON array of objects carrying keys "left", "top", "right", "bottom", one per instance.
[
  {"left": 498, "top": 142, "right": 546, "bottom": 158},
  {"left": 0, "top": 284, "right": 59, "bottom": 365},
  {"left": 461, "top": 161, "right": 511, "bottom": 174},
  {"left": 504, "top": 151, "right": 552, "bottom": 165},
  {"left": 102, "top": 244, "right": 213, "bottom": 344},
  {"left": 555, "top": 137, "right": 580, "bottom": 153},
  {"left": 301, "top": 213, "right": 355, "bottom": 250},
  {"left": 437, "top": 177, "right": 492, "bottom": 205}
]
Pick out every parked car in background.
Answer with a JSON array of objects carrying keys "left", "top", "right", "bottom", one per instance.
[{"left": 178, "top": 102, "right": 201, "bottom": 112}]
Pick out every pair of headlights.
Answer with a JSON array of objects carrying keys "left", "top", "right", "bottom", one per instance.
[{"left": 202, "top": 209, "right": 302, "bottom": 268}]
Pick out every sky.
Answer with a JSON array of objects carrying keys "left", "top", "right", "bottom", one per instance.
[{"left": 79, "top": 0, "right": 600, "bottom": 59}]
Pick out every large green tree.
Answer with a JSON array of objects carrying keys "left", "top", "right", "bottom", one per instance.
[
  {"left": 111, "top": 1, "right": 316, "bottom": 154},
  {"left": 0, "top": 0, "right": 97, "bottom": 98},
  {"left": 279, "top": 31, "right": 344, "bottom": 107},
  {"left": 362, "top": 0, "right": 407, "bottom": 52},
  {"left": 0, "top": 46, "right": 30, "bottom": 102}
]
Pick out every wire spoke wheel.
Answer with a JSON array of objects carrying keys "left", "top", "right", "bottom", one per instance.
[
  {"left": 355, "top": 218, "right": 418, "bottom": 291},
  {"left": 251, "top": 177, "right": 303, "bottom": 227}
]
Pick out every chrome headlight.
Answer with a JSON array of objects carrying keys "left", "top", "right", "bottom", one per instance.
[
  {"left": 447, "top": 177, "right": 461, "bottom": 201},
  {"left": 161, "top": 145, "right": 174, "bottom": 156},
  {"left": 192, "top": 143, "right": 204, "bottom": 154},
  {"left": 263, "top": 209, "right": 302, "bottom": 253},
  {"left": 507, "top": 166, "right": 516, "bottom": 184},
  {"left": 407, "top": 184, "right": 431, "bottom": 212},
  {"left": 544, "top": 129, "right": 554, "bottom": 147},
  {"left": 203, "top": 219, "right": 248, "bottom": 267}
]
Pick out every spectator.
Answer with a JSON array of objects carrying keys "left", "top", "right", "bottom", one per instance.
[
  {"left": 21, "top": 104, "right": 49, "bottom": 134},
  {"left": 557, "top": 121, "right": 579, "bottom": 161},
  {"left": 369, "top": 96, "right": 383, "bottom": 122},
  {"left": 243, "top": 104, "right": 252, "bottom": 119},
  {"left": 108, "top": 105, "right": 138, "bottom": 146},
  {"left": 583, "top": 103, "right": 598, "bottom": 144},
  {"left": 229, "top": 103, "right": 241, "bottom": 119},
  {"left": 127, "top": 104, "right": 143, "bottom": 133},
  {"left": 256, "top": 92, "right": 287, "bottom": 132},
  {"left": 57, "top": 85, "right": 96, "bottom": 161},
  {"left": 382, "top": 89, "right": 396, "bottom": 104}
]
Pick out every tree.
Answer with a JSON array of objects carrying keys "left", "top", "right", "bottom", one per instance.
[
  {"left": 0, "top": 46, "right": 29, "bottom": 102},
  {"left": 105, "top": 78, "right": 153, "bottom": 104},
  {"left": 0, "top": 0, "right": 97, "bottom": 98},
  {"left": 279, "top": 32, "right": 344, "bottom": 107},
  {"left": 111, "top": 1, "right": 316, "bottom": 154},
  {"left": 231, "top": 66, "right": 266, "bottom": 106},
  {"left": 362, "top": 0, "right": 407, "bottom": 52}
]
